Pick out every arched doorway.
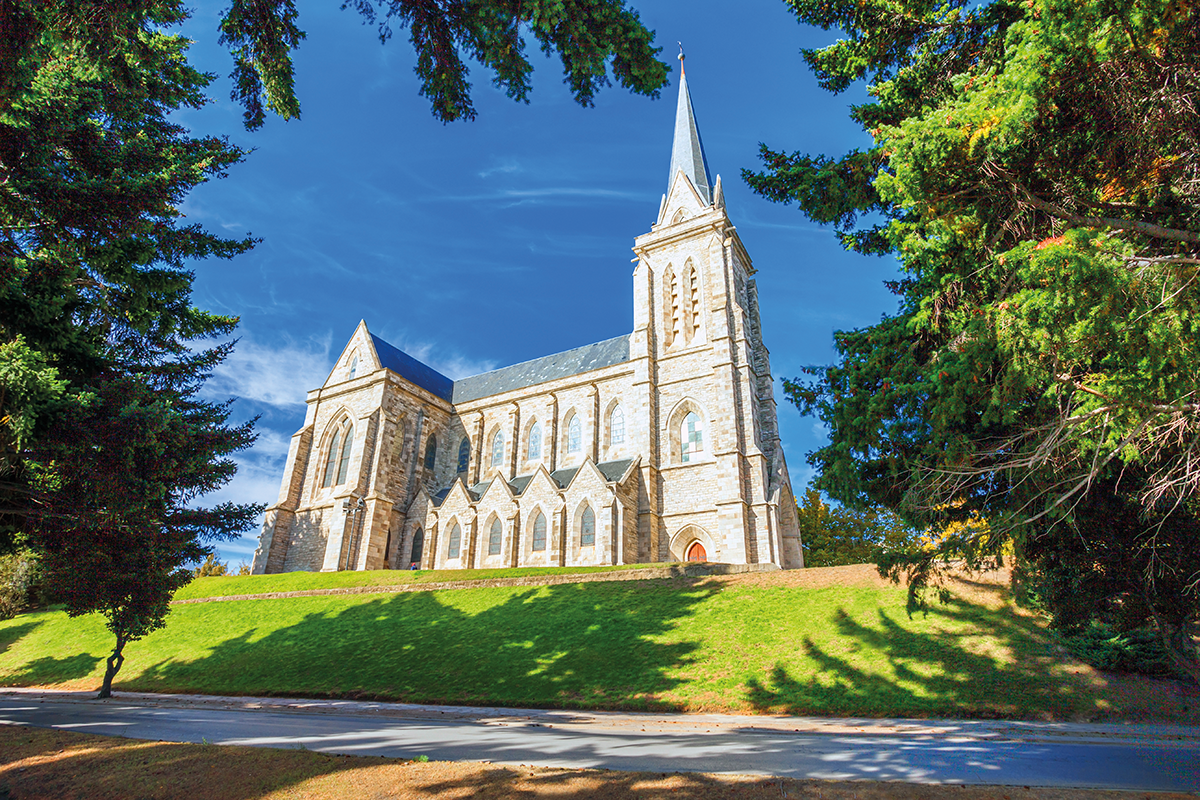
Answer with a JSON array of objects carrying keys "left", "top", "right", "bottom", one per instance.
[
  {"left": 686, "top": 541, "right": 707, "bottom": 562},
  {"left": 409, "top": 528, "right": 424, "bottom": 568}
]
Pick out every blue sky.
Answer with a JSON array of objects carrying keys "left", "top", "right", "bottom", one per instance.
[{"left": 174, "top": 0, "right": 903, "bottom": 566}]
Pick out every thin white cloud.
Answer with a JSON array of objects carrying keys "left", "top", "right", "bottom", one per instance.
[
  {"left": 204, "top": 335, "right": 334, "bottom": 408},
  {"left": 478, "top": 160, "right": 522, "bottom": 178}
]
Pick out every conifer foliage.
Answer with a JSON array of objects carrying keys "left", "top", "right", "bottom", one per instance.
[
  {"left": 0, "top": 1, "right": 261, "bottom": 696},
  {"left": 747, "top": 0, "right": 1200, "bottom": 680},
  {"left": 219, "top": 0, "right": 669, "bottom": 128}
]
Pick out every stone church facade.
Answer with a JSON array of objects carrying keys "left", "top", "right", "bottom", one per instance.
[{"left": 251, "top": 68, "right": 805, "bottom": 574}]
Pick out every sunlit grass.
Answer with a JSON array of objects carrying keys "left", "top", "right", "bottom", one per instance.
[{"left": 0, "top": 572, "right": 1170, "bottom": 721}]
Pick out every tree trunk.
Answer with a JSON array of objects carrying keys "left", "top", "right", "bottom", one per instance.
[
  {"left": 1155, "top": 618, "right": 1200, "bottom": 685},
  {"left": 97, "top": 632, "right": 127, "bottom": 699}
]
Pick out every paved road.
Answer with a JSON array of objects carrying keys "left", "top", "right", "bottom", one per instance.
[{"left": 1, "top": 691, "right": 1197, "bottom": 791}]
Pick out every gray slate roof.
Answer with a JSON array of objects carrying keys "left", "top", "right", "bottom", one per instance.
[
  {"left": 371, "top": 334, "right": 454, "bottom": 402},
  {"left": 451, "top": 335, "right": 631, "bottom": 403},
  {"left": 372, "top": 333, "right": 631, "bottom": 406}
]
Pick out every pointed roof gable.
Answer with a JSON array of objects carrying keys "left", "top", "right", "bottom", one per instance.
[
  {"left": 370, "top": 333, "right": 454, "bottom": 402},
  {"left": 667, "top": 64, "right": 713, "bottom": 206}
]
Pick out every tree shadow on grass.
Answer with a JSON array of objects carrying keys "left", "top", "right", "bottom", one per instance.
[
  {"left": 745, "top": 595, "right": 1109, "bottom": 720},
  {"left": 122, "top": 578, "right": 722, "bottom": 712},
  {"left": 8, "top": 652, "right": 102, "bottom": 685},
  {"left": 0, "top": 619, "right": 41, "bottom": 657}
]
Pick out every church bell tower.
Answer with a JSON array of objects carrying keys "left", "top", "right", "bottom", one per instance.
[{"left": 627, "top": 50, "right": 802, "bottom": 568}]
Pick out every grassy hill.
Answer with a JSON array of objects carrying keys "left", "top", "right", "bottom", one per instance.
[{"left": 1, "top": 564, "right": 1194, "bottom": 723}]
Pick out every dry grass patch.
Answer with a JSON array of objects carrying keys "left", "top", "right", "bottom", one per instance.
[{"left": 0, "top": 725, "right": 1191, "bottom": 800}]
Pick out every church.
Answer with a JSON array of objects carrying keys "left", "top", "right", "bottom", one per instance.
[{"left": 250, "top": 65, "right": 805, "bottom": 574}]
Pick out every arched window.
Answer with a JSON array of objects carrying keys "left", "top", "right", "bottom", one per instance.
[
  {"left": 531, "top": 511, "right": 547, "bottom": 551},
  {"left": 348, "top": 355, "right": 358, "bottom": 380},
  {"left": 566, "top": 414, "right": 581, "bottom": 454},
  {"left": 681, "top": 412, "right": 703, "bottom": 463},
  {"left": 527, "top": 421, "right": 542, "bottom": 461},
  {"left": 580, "top": 505, "right": 595, "bottom": 546},
  {"left": 424, "top": 435, "right": 437, "bottom": 471},
  {"left": 609, "top": 405, "right": 624, "bottom": 446},
  {"left": 490, "top": 429, "right": 505, "bottom": 467},
  {"left": 410, "top": 528, "right": 424, "bottom": 566},
  {"left": 335, "top": 423, "right": 355, "bottom": 485},
  {"left": 321, "top": 428, "right": 341, "bottom": 488},
  {"left": 488, "top": 518, "right": 503, "bottom": 555},
  {"left": 457, "top": 437, "right": 470, "bottom": 474},
  {"left": 447, "top": 522, "right": 461, "bottom": 559}
]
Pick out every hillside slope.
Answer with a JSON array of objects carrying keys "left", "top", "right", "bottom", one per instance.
[{"left": 2, "top": 565, "right": 1195, "bottom": 723}]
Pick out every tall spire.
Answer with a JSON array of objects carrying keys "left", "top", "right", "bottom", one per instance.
[{"left": 667, "top": 46, "right": 713, "bottom": 205}]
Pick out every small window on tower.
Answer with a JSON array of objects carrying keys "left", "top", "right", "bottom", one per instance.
[
  {"left": 348, "top": 356, "right": 358, "bottom": 380},
  {"left": 681, "top": 412, "right": 703, "bottom": 464}
]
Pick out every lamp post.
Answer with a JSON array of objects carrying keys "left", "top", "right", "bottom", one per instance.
[{"left": 342, "top": 496, "right": 365, "bottom": 570}]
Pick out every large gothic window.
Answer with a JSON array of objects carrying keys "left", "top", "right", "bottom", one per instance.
[
  {"left": 531, "top": 511, "right": 547, "bottom": 551},
  {"left": 566, "top": 414, "right": 581, "bottom": 454},
  {"left": 527, "top": 421, "right": 542, "bottom": 462},
  {"left": 580, "top": 505, "right": 595, "bottom": 546},
  {"left": 488, "top": 518, "right": 503, "bottom": 555},
  {"left": 335, "top": 423, "right": 355, "bottom": 485},
  {"left": 448, "top": 522, "right": 461, "bottom": 559},
  {"left": 490, "top": 429, "right": 505, "bottom": 467},
  {"left": 457, "top": 437, "right": 470, "bottom": 474},
  {"left": 609, "top": 405, "right": 624, "bottom": 446},
  {"left": 424, "top": 435, "right": 437, "bottom": 471},
  {"left": 321, "top": 428, "right": 341, "bottom": 488},
  {"left": 681, "top": 412, "right": 704, "bottom": 463}
]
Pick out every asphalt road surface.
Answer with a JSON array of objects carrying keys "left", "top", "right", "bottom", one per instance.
[{"left": 1, "top": 691, "right": 1197, "bottom": 791}]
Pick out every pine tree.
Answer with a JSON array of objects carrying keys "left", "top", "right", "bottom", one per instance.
[{"left": 747, "top": 0, "right": 1200, "bottom": 680}]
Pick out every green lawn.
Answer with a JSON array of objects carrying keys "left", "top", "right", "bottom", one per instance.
[
  {"left": 0, "top": 573, "right": 1153, "bottom": 720},
  {"left": 175, "top": 564, "right": 654, "bottom": 600}
]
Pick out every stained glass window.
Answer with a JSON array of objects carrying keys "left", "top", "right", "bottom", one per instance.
[
  {"left": 457, "top": 437, "right": 470, "bottom": 473},
  {"left": 448, "top": 522, "right": 461, "bottom": 559},
  {"left": 490, "top": 430, "right": 504, "bottom": 467},
  {"left": 410, "top": 528, "right": 424, "bottom": 565},
  {"left": 581, "top": 505, "right": 595, "bottom": 546},
  {"left": 527, "top": 421, "right": 542, "bottom": 461},
  {"left": 489, "top": 518, "right": 503, "bottom": 555},
  {"left": 335, "top": 423, "right": 354, "bottom": 484},
  {"left": 609, "top": 405, "right": 624, "bottom": 445},
  {"left": 681, "top": 412, "right": 703, "bottom": 463},
  {"left": 322, "top": 428, "right": 340, "bottom": 488},
  {"left": 531, "top": 512, "right": 547, "bottom": 551},
  {"left": 567, "top": 414, "right": 581, "bottom": 454},
  {"left": 424, "top": 435, "right": 437, "bottom": 471}
]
